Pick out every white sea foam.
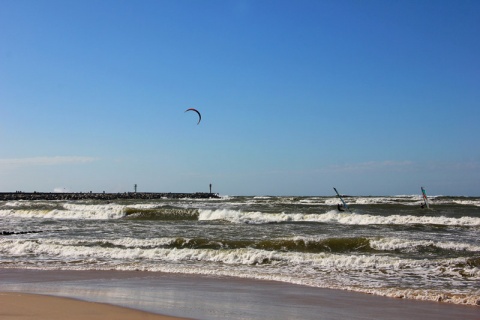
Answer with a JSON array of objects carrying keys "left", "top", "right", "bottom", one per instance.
[
  {"left": 320, "top": 212, "right": 480, "bottom": 226},
  {"left": 5, "top": 237, "right": 480, "bottom": 288},
  {"left": 198, "top": 209, "right": 480, "bottom": 226},
  {"left": 355, "top": 287, "right": 480, "bottom": 305},
  {"left": 453, "top": 199, "right": 480, "bottom": 206},
  {"left": 2, "top": 237, "right": 474, "bottom": 273},
  {"left": 0, "top": 209, "right": 52, "bottom": 218},
  {"left": 3, "top": 202, "right": 26, "bottom": 207},
  {"left": 0, "top": 203, "right": 126, "bottom": 220},
  {"left": 370, "top": 237, "right": 480, "bottom": 252},
  {"left": 298, "top": 198, "right": 324, "bottom": 205},
  {"left": 2, "top": 235, "right": 479, "bottom": 306},
  {"left": 0, "top": 238, "right": 368, "bottom": 266},
  {"left": 1, "top": 201, "right": 61, "bottom": 208},
  {"left": 353, "top": 197, "right": 401, "bottom": 205},
  {"left": 39, "top": 237, "right": 176, "bottom": 249},
  {"left": 199, "top": 209, "right": 297, "bottom": 224},
  {"left": 125, "top": 203, "right": 161, "bottom": 210}
]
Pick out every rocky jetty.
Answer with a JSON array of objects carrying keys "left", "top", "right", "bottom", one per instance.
[
  {"left": 1, "top": 230, "right": 44, "bottom": 235},
  {"left": 0, "top": 192, "right": 220, "bottom": 201}
]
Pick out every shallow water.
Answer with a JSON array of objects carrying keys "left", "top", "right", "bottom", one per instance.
[{"left": 2, "top": 269, "right": 479, "bottom": 320}]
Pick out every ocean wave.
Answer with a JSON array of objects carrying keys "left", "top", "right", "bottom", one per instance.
[
  {"left": 453, "top": 199, "right": 480, "bottom": 207},
  {"left": 2, "top": 236, "right": 479, "bottom": 306},
  {"left": 8, "top": 235, "right": 476, "bottom": 255},
  {"left": 198, "top": 209, "right": 306, "bottom": 224},
  {"left": 0, "top": 209, "right": 53, "bottom": 219},
  {"left": 370, "top": 237, "right": 480, "bottom": 253},
  {"left": 352, "top": 287, "right": 480, "bottom": 306},
  {"left": 2, "top": 204, "right": 479, "bottom": 226},
  {"left": 197, "top": 209, "right": 480, "bottom": 226},
  {"left": 124, "top": 207, "right": 199, "bottom": 220},
  {"left": 3, "top": 238, "right": 479, "bottom": 281},
  {"left": 0, "top": 203, "right": 126, "bottom": 220},
  {"left": 154, "top": 236, "right": 372, "bottom": 254}
]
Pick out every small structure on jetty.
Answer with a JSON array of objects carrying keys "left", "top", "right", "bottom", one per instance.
[{"left": 0, "top": 192, "right": 220, "bottom": 201}]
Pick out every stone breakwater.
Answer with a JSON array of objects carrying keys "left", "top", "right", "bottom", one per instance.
[{"left": 0, "top": 192, "right": 220, "bottom": 201}]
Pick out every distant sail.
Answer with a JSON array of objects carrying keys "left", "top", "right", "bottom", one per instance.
[
  {"left": 421, "top": 187, "right": 430, "bottom": 209},
  {"left": 333, "top": 187, "right": 350, "bottom": 212}
]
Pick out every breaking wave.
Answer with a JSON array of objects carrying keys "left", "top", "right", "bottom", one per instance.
[{"left": 198, "top": 209, "right": 480, "bottom": 226}]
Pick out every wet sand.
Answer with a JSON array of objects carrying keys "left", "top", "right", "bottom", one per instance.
[
  {"left": 0, "top": 269, "right": 478, "bottom": 320},
  {"left": 0, "top": 292, "right": 188, "bottom": 320}
]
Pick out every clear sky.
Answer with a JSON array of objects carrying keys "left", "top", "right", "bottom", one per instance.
[{"left": 1, "top": 0, "right": 479, "bottom": 196}]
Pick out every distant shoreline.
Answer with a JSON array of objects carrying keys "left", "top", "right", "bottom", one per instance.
[{"left": 0, "top": 192, "right": 220, "bottom": 201}]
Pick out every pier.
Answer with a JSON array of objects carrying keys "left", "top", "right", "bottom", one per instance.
[{"left": 0, "top": 192, "right": 220, "bottom": 201}]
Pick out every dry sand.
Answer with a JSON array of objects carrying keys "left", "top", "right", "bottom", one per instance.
[{"left": 0, "top": 292, "right": 188, "bottom": 320}]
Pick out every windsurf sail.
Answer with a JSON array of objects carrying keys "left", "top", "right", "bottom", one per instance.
[
  {"left": 421, "top": 187, "right": 430, "bottom": 209},
  {"left": 333, "top": 187, "right": 350, "bottom": 212}
]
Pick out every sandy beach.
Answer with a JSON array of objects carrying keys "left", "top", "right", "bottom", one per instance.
[
  {"left": 0, "top": 269, "right": 478, "bottom": 320},
  {"left": 0, "top": 292, "right": 188, "bottom": 320}
]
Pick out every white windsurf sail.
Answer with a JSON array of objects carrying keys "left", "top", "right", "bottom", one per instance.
[{"left": 421, "top": 187, "right": 430, "bottom": 209}]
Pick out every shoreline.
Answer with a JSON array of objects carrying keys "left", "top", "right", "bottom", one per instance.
[{"left": 0, "top": 269, "right": 478, "bottom": 320}]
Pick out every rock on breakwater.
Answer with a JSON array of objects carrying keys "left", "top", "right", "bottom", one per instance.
[{"left": 0, "top": 192, "right": 220, "bottom": 201}]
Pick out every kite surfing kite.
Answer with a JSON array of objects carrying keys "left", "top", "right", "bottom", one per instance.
[{"left": 185, "top": 108, "right": 201, "bottom": 125}]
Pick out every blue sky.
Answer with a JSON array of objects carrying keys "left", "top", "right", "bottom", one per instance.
[{"left": 1, "top": 0, "right": 479, "bottom": 196}]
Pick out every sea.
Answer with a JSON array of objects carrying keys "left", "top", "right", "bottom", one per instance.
[{"left": 1, "top": 194, "right": 479, "bottom": 306}]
